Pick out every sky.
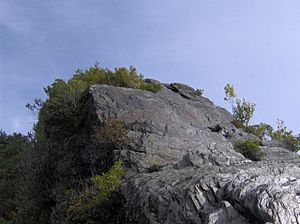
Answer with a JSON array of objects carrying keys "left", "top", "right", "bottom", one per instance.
[{"left": 1, "top": 0, "right": 300, "bottom": 134}]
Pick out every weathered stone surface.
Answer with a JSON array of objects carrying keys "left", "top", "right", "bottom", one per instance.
[{"left": 89, "top": 83, "right": 300, "bottom": 224}]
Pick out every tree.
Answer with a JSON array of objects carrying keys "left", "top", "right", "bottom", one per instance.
[{"left": 0, "top": 131, "right": 33, "bottom": 221}]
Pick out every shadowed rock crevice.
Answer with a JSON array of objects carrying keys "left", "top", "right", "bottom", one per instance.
[{"left": 208, "top": 124, "right": 222, "bottom": 133}]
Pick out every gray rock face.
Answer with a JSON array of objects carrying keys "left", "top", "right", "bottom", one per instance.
[{"left": 89, "top": 83, "right": 300, "bottom": 224}]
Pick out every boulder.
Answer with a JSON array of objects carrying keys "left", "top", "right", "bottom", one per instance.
[{"left": 88, "top": 83, "right": 300, "bottom": 224}]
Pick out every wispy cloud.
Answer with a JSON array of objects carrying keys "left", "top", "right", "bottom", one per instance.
[
  {"left": 12, "top": 117, "right": 22, "bottom": 130},
  {"left": 10, "top": 115, "right": 35, "bottom": 134}
]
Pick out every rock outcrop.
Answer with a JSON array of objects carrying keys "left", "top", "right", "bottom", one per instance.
[{"left": 88, "top": 83, "right": 300, "bottom": 224}]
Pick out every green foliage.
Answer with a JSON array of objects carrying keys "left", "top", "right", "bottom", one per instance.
[
  {"left": 271, "top": 120, "right": 300, "bottom": 152},
  {"left": 235, "top": 119, "right": 300, "bottom": 152},
  {"left": 244, "top": 123, "right": 273, "bottom": 140},
  {"left": 33, "top": 65, "right": 162, "bottom": 141},
  {"left": 233, "top": 99, "right": 256, "bottom": 127},
  {"left": 65, "top": 188, "right": 124, "bottom": 224},
  {"left": 15, "top": 116, "right": 129, "bottom": 223},
  {"left": 34, "top": 77, "right": 88, "bottom": 142},
  {"left": 0, "top": 218, "right": 12, "bottom": 224},
  {"left": 224, "top": 83, "right": 237, "bottom": 103},
  {"left": 149, "top": 159, "right": 161, "bottom": 172},
  {"left": 196, "top": 88, "right": 204, "bottom": 96},
  {"left": 235, "top": 140, "right": 263, "bottom": 161},
  {"left": 4, "top": 65, "right": 158, "bottom": 223},
  {"left": 65, "top": 161, "right": 125, "bottom": 224},
  {"left": 0, "top": 131, "right": 33, "bottom": 222},
  {"left": 91, "top": 161, "right": 125, "bottom": 200},
  {"left": 89, "top": 118, "right": 132, "bottom": 174},
  {"left": 19, "top": 65, "right": 151, "bottom": 223},
  {"left": 231, "top": 119, "right": 245, "bottom": 129},
  {"left": 72, "top": 65, "right": 163, "bottom": 92},
  {"left": 224, "top": 87, "right": 299, "bottom": 152},
  {"left": 139, "top": 81, "right": 163, "bottom": 92},
  {"left": 224, "top": 83, "right": 255, "bottom": 127},
  {"left": 25, "top": 98, "right": 44, "bottom": 114},
  {"left": 231, "top": 120, "right": 274, "bottom": 141}
]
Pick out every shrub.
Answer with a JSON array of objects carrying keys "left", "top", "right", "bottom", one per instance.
[
  {"left": 231, "top": 120, "right": 273, "bottom": 141},
  {"left": 244, "top": 123, "right": 273, "bottom": 140},
  {"left": 89, "top": 118, "right": 132, "bottom": 174},
  {"left": 66, "top": 194, "right": 124, "bottom": 224},
  {"left": 224, "top": 83, "right": 256, "bottom": 127},
  {"left": 233, "top": 119, "right": 300, "bottom": 152},
  {"left": 196, "top": 89, "right": 204, "bottom": 96},
  {"left": 235, "top": 140, "right": 263, "bottom": 161},
  {"left": 271, "top": 120, "right": 300, "bottom": 152},
  {"left": 94, "top": 118, "right": 130, "bottom": 149},
  {"left": 72, "top": 65, "right": 163, "bottom": 92},
  {"left": 233, "top": 99, "right": 255, "bottom": 127},
  {"left": 64, "top": 161, "right": 125, "bottom": 224},
  {"left": 149, "top": 159, "right": 161, "bottom": 172},
  {"left": 140, "top": 81, "right": 163, "bottom": 93},
  {"left": 231, "top": 119, "right": 245, "bottom": 129},
  {"left": 91, "top": 161, "right": 125, "bottom": 200},
  {"left": 65, "top": 183, "right": 125, "bottom": 224}
]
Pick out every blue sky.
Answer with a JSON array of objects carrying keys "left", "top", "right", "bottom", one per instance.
[{"left": 1, "top": 0, "right": 300, "bottom": 134}]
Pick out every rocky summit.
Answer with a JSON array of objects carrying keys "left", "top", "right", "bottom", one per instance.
[{"left": 88, "top": 82, "right": 300, "bottom": 224}]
